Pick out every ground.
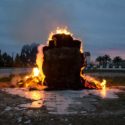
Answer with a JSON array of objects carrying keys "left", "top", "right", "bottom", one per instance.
[{"left": 0, "top": 71, "right": 125, "bottom": 125}]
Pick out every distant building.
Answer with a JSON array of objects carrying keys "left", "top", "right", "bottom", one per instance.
[
  {"left": 119, "top": 60, "right": 125, "bottom": 68},
  {"left": 98, "top": 60, "right": 125, "bottom": 70},
  {"left": 84, "top": 52, "right": 91, "bottom": 65}
]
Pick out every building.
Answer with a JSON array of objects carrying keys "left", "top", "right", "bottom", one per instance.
[{"left": 119, "top": 60, "right": 125, "bottom": 68}]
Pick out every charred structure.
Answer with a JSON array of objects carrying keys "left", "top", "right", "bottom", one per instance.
[
  {"left": 16, "top": 28, "right": 106, "bottom": 91},
  {"left": 42, "top": 34, "right": 85, "bottom": 90}
]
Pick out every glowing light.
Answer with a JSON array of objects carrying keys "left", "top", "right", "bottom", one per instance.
[
  {"left": 100, "top": 79, "right": 107, "bottom": 97},
  {"left": 48, "top": 27, "right": 73, "bottom": 41},
  {"left": 25, "top": 76, "right": 29, "bottom": 79},
  {"left": 25, "top": 91, "right": 44, "bottom": 100},
  {"left": 30, "top": 100, "right": 43, "bottom": 108},
  {"left": 36, "top": 45, "right": 45, "bottom": 83},
  {"left": 33, "top": 67, "right": 40, "bottom": 77},
  {"left": 81, "top": 73, "right": 107, "bottom": 90},
  {"left": 17, "top": 27, "right": 107, "bottom": 92},
  {"left": 30, "top": 91, "right": 43, "bottom": 100}
]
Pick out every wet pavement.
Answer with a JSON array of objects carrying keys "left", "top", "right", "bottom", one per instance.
[
  {"left": 1, "top": 87, "right": 124, "bottom": 115},
  {"left": 0, "top": 87, "right": 125, "bottom": 125}
]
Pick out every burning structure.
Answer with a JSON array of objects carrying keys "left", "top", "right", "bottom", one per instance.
[
  {"left": 42, "top": 31, "right": 85, "bottom": 89},
  {"left": 17, "top": 27, "right": 106, "bottom": 90}
]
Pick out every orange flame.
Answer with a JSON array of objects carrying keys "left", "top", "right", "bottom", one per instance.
[
  {"left": 80, "top": 66, "right": 107, "bottom": 90},
  {"left": 48, "top": 27, "right": 73, "bottom": 41},
  {"left": 20, "top": 45, "right": 46, "bottom": 89},
  {"left": 19, "top": 27, "right": 107, "bottom": 92},
  {"left": 36, "top": 45, "right": 45, "bottom": 83},
  {"left": 33, "top": 67, "right": 40, "bottom": 77},
  {"left": 100, "top": 79, "right": 106, "bottom": 97},
  {"left": 81, "top": 73, "right": 107, "bottom": 90}
]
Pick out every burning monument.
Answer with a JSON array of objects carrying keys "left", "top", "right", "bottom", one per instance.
[
  {"left": 42, "top": 34, "right": 85, "bottom": 89},
  {"left": 17, "top": 27, "right": 106, "bottom": 90}
]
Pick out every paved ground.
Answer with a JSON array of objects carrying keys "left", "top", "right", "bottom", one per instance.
[
  {"left": 0, "top": 69, "right": 125, "bottom": 125},
  {"left": 0, "top": 86, "right": 125, "bottom": 125}
]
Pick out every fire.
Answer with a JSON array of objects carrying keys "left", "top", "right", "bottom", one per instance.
[
  {"left": 80, "top": 66, "right": 107, "bottom": 90},
  {"left": 33, "top": 67, "right": 40, "bottom": 77},
  {"left": 100, "top": 79, "right": 106, "bottom": 97},
  {"left": 36, "top": 45, "right": 45, "bottom": 83},
  {"left": 48, "top": 27, "right": 73, "bottom": 41},
  {"left": 16, "top": 26, "right": 107, "bottom": 91},
  {"left": 101, "top": 79, "right": 106, "bottom": 90},
  {"left": 81, "top": 74, "right": 107, "bottom": 90}
]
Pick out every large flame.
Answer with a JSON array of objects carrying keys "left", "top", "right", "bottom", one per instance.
[
  {"left": 36, "top": 45, "right": 45, "bottom": 83},
  {"left": 81, "top": 74, "right": 107, "bottom": 90},
  {"left": 48, "top": 27, "right": 73, "bottom": 41},
  {"left": 17, "top": 45, "right": 46, "bottom": 90},
  {"left": 17, "top": 27, "right": 107, "bottom": 92}
]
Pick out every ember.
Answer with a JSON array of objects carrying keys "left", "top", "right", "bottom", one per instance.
[{"left": 16, "top": 27, "right": 106, "bottom": 90}]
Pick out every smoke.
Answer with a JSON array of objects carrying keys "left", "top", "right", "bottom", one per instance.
[
  {"left": 12, "top": 0, "right": 70, "bottom": 43},
  {"left": 1, "top": 0, "right": 125, "bottom": 58}
]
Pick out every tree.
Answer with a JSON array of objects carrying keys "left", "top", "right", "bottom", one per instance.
[
  {"left": 113, "top": 56, "right": 123, "bottom": 66},
  {"left": 96, "top": 56, "right": 103, "bottom": 65},
  {"left": 20, "top": 43, "right": 38, "bottom": 67},
  {"left": 29, "top": 43, "right": 38, "bottom": 66},
  {"left": 14, "top": 53, "right": 22, "bottom": 67},
  {"left": 0, "top": 50, "right": 4, "bottom": 67},
  {"left": 102, "top": 55, "right": 111, "bottom": 66},
  {"left": 2, "top": 52, "right": 13, "bottom": 67}
]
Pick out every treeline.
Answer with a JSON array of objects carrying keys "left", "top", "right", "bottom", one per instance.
[
  {"left": 0, "top": 45, "right": 124, "bottom": 68},
  {"left": 0, "top": 43, "right": 39, "bottom": 68},
  {"left": 96, "top": 54, "right": 124, "bottom": 67}
]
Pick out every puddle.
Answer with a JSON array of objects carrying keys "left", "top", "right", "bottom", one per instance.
[{"left": 1, "top": 87, "right": 124, "bottom": 114}]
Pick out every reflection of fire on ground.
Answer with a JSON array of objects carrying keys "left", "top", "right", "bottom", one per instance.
[
  {"left": 2, "top": 87, "right": 124, "bottom": 114},
  {"left": 15, "top": 27, "right": 106, "bottom": 93}
]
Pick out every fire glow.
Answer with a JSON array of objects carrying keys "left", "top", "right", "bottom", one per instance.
[
  {"left": 48, "top": 27, "right": 73, "bottom": 41},
  {"left": 33, "top": 67, "right": 40, "bottom": 77},
  {"left": 16, "top": 27, "right": 107, "bottom": 94}
]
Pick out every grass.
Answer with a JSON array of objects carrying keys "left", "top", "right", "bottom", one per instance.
[{"left": 94, "top": 76, "right": 125, "bottom": 87}]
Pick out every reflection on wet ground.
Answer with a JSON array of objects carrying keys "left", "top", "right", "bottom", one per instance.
[{"left": 2, "top": 87, "right": 124, "bottom": 114}]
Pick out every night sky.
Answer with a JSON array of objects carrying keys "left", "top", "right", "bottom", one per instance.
[{"left": 0, "top": 0, "right": 125, "bottom": 59}]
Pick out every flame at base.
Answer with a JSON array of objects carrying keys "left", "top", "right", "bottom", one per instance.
[
  {"left": 100, "top": 79, "right": 106, "bottom": 97},
  {"left": 81, "top": 74, "right": 107, "bottom": 89},
  {"left": 36, "top": 45, "right": 45, "bottom": 83},
  {"left": 17, "top": 66, "right": 46, "bottom": 90},
  {"left": 81, "top": 73, "right": 107, "bottom": 97},
  {"left": 16, "top": 27, "right": 107, "bottom": 92}
]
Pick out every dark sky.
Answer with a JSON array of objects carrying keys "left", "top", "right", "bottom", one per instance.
[{"left": 0, "top": 0, "right": 125, "bottom": 59}]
